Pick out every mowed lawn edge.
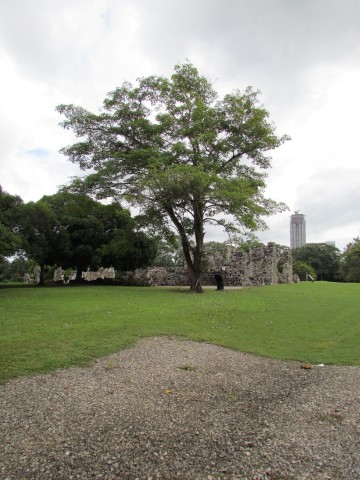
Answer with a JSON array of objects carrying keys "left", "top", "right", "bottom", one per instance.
[{"left": 0, "top": 282, "right": 359, "bottom": 384}]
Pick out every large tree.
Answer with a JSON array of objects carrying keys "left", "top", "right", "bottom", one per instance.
[
  {"left": 57, "top": 62, "right": 289, "bottom": 292},
  {"left": 340, "top": 237, "right": 360, "bottom": 282}
]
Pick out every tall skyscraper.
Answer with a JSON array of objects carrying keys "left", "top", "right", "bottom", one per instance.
[{"left": 290, "top": 211, "right": 306, "bottom": 249}]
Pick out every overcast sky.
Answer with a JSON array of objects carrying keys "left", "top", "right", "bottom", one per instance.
[{"left": 1, "top": 0, "right": 359, "bottom": 250}]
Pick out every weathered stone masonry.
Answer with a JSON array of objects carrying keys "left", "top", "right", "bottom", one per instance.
[
  {"left": 208, "top": 242, "right": 292, "bottom": 287},
  {"left": 50, "top": 243, "right": 292, "bottom": 287},
  {"left": 123, "top": 243, "right": 293, "bottom": 287}
]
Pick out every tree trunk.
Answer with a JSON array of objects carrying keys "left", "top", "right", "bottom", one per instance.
[
  {"left": 166, "top": 205, "right": 204, "bottom": 292},
  {"left": 188, "top": 262, "right": 203, "bottom": 293},
  {"left": 191, "top": 197, "right": 205, "bottom": 293}
]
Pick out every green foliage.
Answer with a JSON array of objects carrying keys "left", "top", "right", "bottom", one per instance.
[
  {"left": 203, "top": 241, "right": 230, "bottom": 259},
  {"left": 41, "top": 192, "right": 157, "bottom": 278},
  {"left": 233, "top": 232, "right": 264, "bottom": 252},
  {"left": 292, "top": 243, "right": 341, "bottom": 281},
  {"left": 152, "top": 237, "right": 195, "bottom": 268},
  {"left": 42, "top": 192, "right": 111, "bottom": 278},
  {"left": 0, "top": 257, "right": 9, "bottom": 281},
  {"left": 0, "top": 186, "right": 23, "bottom": 258},
  {"left": 102, "top": 230, "right": 157, "bottom": 271},
  {"left": 19, "top": 201, "right": 69, "bottom": 284},
  {"left": 202, "top": 241, "right": 230, "bottom": 270},
  {"left": 152, "top": 239, "right": 232, "bottom": 270},
  {"left": 293, "top": 260, "right": 317, "bottom": 281},
  {"left": 151, "top": 239, "right": 181, "bottom": 267},
  {"left": 0, "top": 257, "right": 36, "bottom": 283},
  {"left": 57, "top": 62, "right": 289, "bottom": 291},
  {"left": 1, "top": 187, "right": 156, "bottom": 281},
  {"left": 341, "top": 237, "right": 360, "bottom": 282},
  {"left": 1, "top": 282, "right": 359, "bottom": 383}
]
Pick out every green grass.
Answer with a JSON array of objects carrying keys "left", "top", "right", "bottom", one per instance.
[{"left": 0, "top": 282, "right": 359, "bottom": 383}]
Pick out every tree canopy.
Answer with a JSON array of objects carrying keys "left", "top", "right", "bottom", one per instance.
[
  {"left": 57, "top": 62, "right": 289, "bottom": 291},
  {"left": 41, "top": 192, "right": 157, "bottom": 281},
  {"left": 340, "top": 237, "right": 360, "bottom": 282}
]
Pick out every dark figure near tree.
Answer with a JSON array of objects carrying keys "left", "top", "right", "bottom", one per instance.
[{"left": 214, "top": 273, "right": 224, "bottom": 290}]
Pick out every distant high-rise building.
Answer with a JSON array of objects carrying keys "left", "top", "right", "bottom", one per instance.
[{"left": 290, "top": 211, "right": 306, "bottom": 249}]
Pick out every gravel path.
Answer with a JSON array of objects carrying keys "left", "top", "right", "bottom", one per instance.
[{"left": 1, "top": 336, "right": 359, "bottom": 479}]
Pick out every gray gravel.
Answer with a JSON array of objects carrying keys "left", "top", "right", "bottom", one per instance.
[{"left": 1, "top": 336, "right": 359, "bottom": 479}]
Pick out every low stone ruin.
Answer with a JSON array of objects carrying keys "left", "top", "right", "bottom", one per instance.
[
  {"left": 53, "top": 267, "right": 76, "bottom": 283},
  {"left": 122, "top": 243, "right": 293, "bottom": 287},
  {"left": 120, "top": 267, "right": 190, "bottom": 287},
  {"left": 82, "top": 267, "right": 116, "bottom": 282},
  {"left": 22, "top": 266, "right": 41, "bottom": 284},
  {"left": 23, "top": 273, "right": 32, "bottom": 284},
  {"left": 53, "top": 266, "right": 115, "bottom": 283},
  {"left": 29, "top": 243, "right": 292, "bottom": 287}
]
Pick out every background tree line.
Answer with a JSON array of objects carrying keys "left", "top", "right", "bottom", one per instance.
[
  {"left": 0, "top": 186, "right": 157, "bottom": 285},
  {"left": 292, "top": 240, "right": 360, "bottom": 283},
  {"left": 1, "top": 183, "right": 360, "bottom": 284}
]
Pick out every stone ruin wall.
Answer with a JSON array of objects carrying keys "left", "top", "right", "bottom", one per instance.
[
  {"left": 47, "top": 243, "right": 292, "bottom": 287},
  {"left": 118, "top": 267, "right": 189, "bottom": 287},
  {"left": 205, "top": 243, "right": 293, "bottom": 287},
  {"left": 125, "top": 243, "right": 293, "bottom": 287},
  {"left": 53, "top": 267, "right": 116, "bottom": 283}
]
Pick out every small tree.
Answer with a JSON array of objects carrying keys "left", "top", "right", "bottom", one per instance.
[
  {"left": 340, "top": 237, "right": 360, "bottom": 282},
  {"left": 293, "top": 260, "right": 317, "bottom": 281},
  {"left": 57, "top": 62, "right": 289, "bottom": 292}
]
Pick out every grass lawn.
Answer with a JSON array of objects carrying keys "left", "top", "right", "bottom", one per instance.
[{"left": 0, "top": 282, "right": 359, "bottom": 383}]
